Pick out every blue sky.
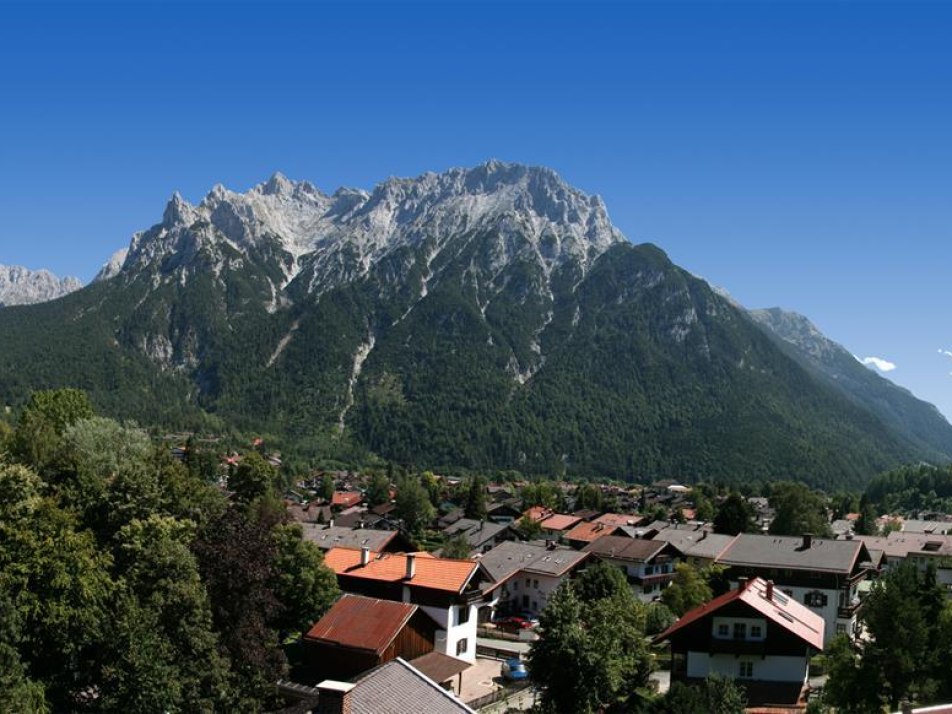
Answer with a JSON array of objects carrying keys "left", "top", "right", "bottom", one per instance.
[{"left": 1, "top": 0, "right": 951, "bottom": 419}]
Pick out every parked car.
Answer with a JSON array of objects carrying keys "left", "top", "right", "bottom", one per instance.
[
  {"left": 518, "top": 612, "right": 540, "bottom": 626},
  {"left": 493, "top": 615, "right": 533, "bottom": 631},
  {"left": 502, "top": 658, "right": 528, "bottom": 681}
]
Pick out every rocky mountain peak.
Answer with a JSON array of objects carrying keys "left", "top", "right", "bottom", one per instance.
[{"left": 0, "top": 264, "right": 83, "bottom": 307}]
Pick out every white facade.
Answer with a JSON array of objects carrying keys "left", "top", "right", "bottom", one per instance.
[
  {"left": 730, "top": 579, "right": 858, "bottom": 645},
  {"left": 508, "top": 572, "right": 562, "bottom": 614},
  {"left": 611, "top": 560, "right": 673, "bottom": 603},
  {"left": 420, "top": 601, "right": 479, "bottom": 663},
  {"left": 685, "top": 652, "right": 810, "bottom": 684}
]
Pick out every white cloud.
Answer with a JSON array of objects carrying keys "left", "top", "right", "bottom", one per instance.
[
  {"left": 860, "top": 356, "right": 897, "bottom": 372},
  {"left": 939, "top": 348, "right": 952, "bottom": 359}
]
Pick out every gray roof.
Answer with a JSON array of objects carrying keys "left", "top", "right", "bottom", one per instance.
[
  {"left": 717, "top": 533, "right": 867, "bottom": 574},
  {"left": 349, "top": 658, "right": 475, "bottom": 713},
  {"left": 477, "top": 540, "right": 589, "bottom": 581},
  {"left": 901, "top": 519, "right": 952, "bottom": 535},
  {"left": 442, "top": 518, "right": 509, "bottom": 547},
  {"left": 301, "top": 524, "right": 397, "bottom": 552},
  {"left": 681, "top": 533, "right": 737, "bottom": 561},
  {"left": 583, "top": 535, "right": 669, "bottom": 563}
]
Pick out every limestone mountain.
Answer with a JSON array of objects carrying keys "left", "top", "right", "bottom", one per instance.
[
  {"left": 0, "top": 264, "right": 82, "bottom": 307},
  {"left": 0, "top": 162, "right": 947, "bottom": 487}
]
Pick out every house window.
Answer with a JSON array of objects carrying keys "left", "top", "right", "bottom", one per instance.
[
  {"left": 750, "top": 625, "right": 762, "bottom": 639},
  {"left": 644, "top": 583, "right": 654, "bottom": 594},
  {"left": 717, "top": 624, "right": 729, "bottom": 638},
  {"left": 805, "top": 591, "right": 828, "bottom": 608},
  {"left": 836, "top": 623, "right": 847, "bottom": 636},
  {"left": 514, "top": 580, "right": 519, "bottom": 590},
  {"left": 522, "top": 595, "right": 529, "bottom": 607},
  {"left": 733, "top": 622, "right": 747, "bottom": 640},
  {"left": 525, "top": 578, "right": 531, "bottom": 588},
  {"left": 533, "top": 579, "right": 539, "bottom": 589},
  {"left": 457, "top": 606, "right": 470, "bottom": 625},
  {"left": 456, "top": 638, "right": 468, "bottom": 656},
  {"left": 645, "top": 565, "right": 654, "bottom": 576},
  {"left": 739, "top": 661, "right": 753, "bottom": 678}
]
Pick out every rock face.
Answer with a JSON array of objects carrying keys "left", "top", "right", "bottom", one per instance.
[
  {"left": 0, "top": 264, "right": 82, "bottom": 307},
  {"left": 0, "top": 161, "right": 948, "bottom": 486}
]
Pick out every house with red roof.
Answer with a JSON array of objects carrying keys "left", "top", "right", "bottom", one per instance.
[
  {"left": 655, "top": 576, "right": 825, "bottom": 711},
  {"left": 539, "top": 512, "right": 583, "bottom": 536},
  {"left": 303, "top": 594, "right": 440, "bottom": 681},
  {"left": 323, "top": 547, "right": 501, "bottom": 662}
]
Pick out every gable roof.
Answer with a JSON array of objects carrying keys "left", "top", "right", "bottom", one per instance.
[
  {"left": 304, "top": 595, "right": 419, "bottom": 655},
  {"left": 477, "top": 540, "right": 590, "bottom": 581},
  {"left": 442, "top": 518, "right": 509, "bottom": 546},
  {"left": 595, "top": 513, "right": 646, "bottom": 527},
  {"left": 539, "top": 513, "right": 582, "bottom": 532},
  {"left": 301, "top": 524, "right": 398, "bottom": 552},
  {"left": 348, "top": 658, "right": 476, "bottom": 713},
  {"left": 583, "top": 534, "right": 669, "bottom": 563},
  {"left": 327, "top": 548, "right": 483, "bottom": 594},
  {"left": 656, "top": 576, "right": 825, "bottom": 651},
  {"left": 564, "top": 520, "right": 626, "bottom": 543},
  {"left": 717, "top": 533, "right": 868, "bottom": 574}
]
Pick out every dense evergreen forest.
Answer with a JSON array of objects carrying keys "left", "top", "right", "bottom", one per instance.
[{"left": 0, "top": 389, "right": 339, "bottom": 713}]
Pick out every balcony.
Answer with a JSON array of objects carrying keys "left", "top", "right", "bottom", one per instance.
[{"left": 708, "top": 638, "right": 768, "bottom": 656}]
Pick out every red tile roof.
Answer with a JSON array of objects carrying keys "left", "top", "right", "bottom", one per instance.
[
  {"left": 656, "top": 576, "right": 825, "bottom": 651},
  {"left": 523, "top": 506, "right": 553, "bottom": 523},
  {"left": 565, "top": 520, "right": 624, "bottom": 543},
  {"left": 327, "top": 548, "right": 481, "bottom": 594},
  {"left": 595, "top": 513, "right": 645, "bottom": 527},
  {"left": 304, "top": 594, "right": 418, "bottom": 654},
  {"left": 540, "top": 513, "right": 582, "bottom": 532},
  {"left": 332, "top": 491, "right": 363, "bottom": 508}
]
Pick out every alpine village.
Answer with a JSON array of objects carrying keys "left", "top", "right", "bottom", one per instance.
[{"left": 2, "top": 160, "right": 952, "bottom": 714}]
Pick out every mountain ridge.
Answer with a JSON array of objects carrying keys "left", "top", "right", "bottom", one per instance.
[
  {"left": 0, "top": 264, "right": 82, "bottom": 307},
  {"left": 0, "top": 161, "right": 948, "bottom": 488}
]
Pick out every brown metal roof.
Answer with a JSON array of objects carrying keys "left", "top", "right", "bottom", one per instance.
[
  {"left": 303, "top": 594, "right": 417, "bottom": 655},
  {"left": 583, "top": 534, "right": 668, "bottom": 562},
  {"left": 408, "top": 652, "right": 471, "bottom": 683}
]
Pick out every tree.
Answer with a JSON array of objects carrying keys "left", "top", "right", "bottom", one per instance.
[
  {"left": 101, "top": 514, "right": 233, "bottom": 712},
  {"left": 318, "top": 473, "right": 335, "bottom": 502},
  {"left": 575, "top": 483, "right": 604, "bottom": 511},
  {"left": 824, "top": 562, "right": 947, "bottom": 711},
  {"left": 394, "top": 475, "right": 436, "bottom": 538},
  {"left": 12, "top": 388, "right": 94, "bottom": 473},
  {"left": 644, "top": 602, "right": 676, "bottom": 636},
  {"left": 269, "top": 523, "right": 339, "bottom": 635},
  {"left": 228, "top": 451, "right": 280, "bottom": 504},
  {"left": 365, "top": 472, "right": 390, "bottom": 507},
  {"left": 193, "top": 507, "right": 287, "bottom": 708},
  {"left": 654, "top": 675, "right": 746, "bottom": 714},
  {"left": 713, "top": 492, "right": 756, "bottom": 535},
  {"left": 528, "top": 570, "right": 651, "bottom": 713},
  {"left": 767, "top": 482, "right": 832, "bottom": 538},
  {"left": 573, "top": 560, "right": 632, "bottom": 602},
  {"left": 853, "top": 495, "right": 878, "bottom": 536},
  {"left": 464, "top": 475, "right": 488, "bottom": 520},
  {"left": 441, "top": 532, "right": 472, "bottom": 559},
  {"left": 661, "top": 562, "right": 713, "bottom": 616}
]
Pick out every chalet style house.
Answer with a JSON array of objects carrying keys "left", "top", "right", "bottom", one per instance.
[
  {"left": 477, "top": 541, "right": 591, "bottom": 615},
  {"left": 716, "top": 533, "right": 872, "bottom": 644},
  {"left": 656, "top": 577, "right": 824, "bottom": 711},
  {"left": 583, "top": 535, "right": 681, "bottom": 602},
  {"left": 323, "top": 547, "right": 499, "bottom": 662}
]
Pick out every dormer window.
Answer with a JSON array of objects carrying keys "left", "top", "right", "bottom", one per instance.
[
  {"left": 733, "top": 622, "right": 747, "bottom": 640},
  {"left": 717, "top": 623, "right": 729, "bottom": 638}
]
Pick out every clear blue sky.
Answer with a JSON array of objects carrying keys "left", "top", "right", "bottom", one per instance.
[{"left": 2, "top": 1, "right": 951, "bottom": 419}]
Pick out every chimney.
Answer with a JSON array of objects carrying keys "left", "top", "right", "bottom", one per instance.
[
  {"left": 360, "top": 546, "right": 370, "bottom": 567},
  {"left": 737, "top": 576, "right": 749, "bottom": 592},
  {"left": 766, "top": 580, "right": 774, "bottom": 601},
  {"left": 801, "top": 533, "right": 813, "bottom": 550},
  {"left": 405, "top": 553, "right": 416, "bottom": 580},
  {"left": 317, "top": 680, "right": 355, "bottom": 714},
  {"left": 329, "top": 518, "right": 335, "bottom": 528}
]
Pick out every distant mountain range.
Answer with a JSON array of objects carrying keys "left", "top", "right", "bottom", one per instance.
[
  {"left": 0, "top": 264, "right": 82, "bottom": 307},
  {"left": 1, "top": 161, "right": 948, "bottom": 487}
]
